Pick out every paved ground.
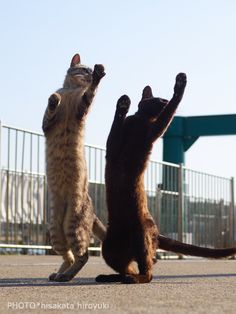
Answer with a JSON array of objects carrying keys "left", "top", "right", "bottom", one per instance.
[{"left": 0, "top": 255, "right": 235, "bottom": 314}]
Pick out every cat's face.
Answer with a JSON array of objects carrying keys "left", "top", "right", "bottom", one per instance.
[
  {"left": 137, "top": 87, "right": 168, "bottom": 120},
  {"left": 64, "top": 54, "right": 93, "bottom": 88}
]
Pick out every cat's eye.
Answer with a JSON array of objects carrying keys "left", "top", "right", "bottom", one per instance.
[{"left": 84, "top": 68, "right": 92, "bottom": 74}]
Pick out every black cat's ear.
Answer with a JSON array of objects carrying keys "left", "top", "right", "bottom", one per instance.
[
  {"left": 142, "top": 86, "right": 153, "bottom": 100},
  {"left": 70, "top": 54, "right": 81, "bottom": 67}
]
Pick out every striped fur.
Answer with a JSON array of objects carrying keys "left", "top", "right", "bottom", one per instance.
[{"left": 42, "top": 54, "right": 106, "bottom": 282}]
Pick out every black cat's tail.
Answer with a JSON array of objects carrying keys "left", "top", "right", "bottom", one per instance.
[{"left": 158, "top": 234, "right": 236, "bottom": 258}]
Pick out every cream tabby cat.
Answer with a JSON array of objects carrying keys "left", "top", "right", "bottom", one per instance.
[{"left": 42, "top": 53, "right": 106, "bottom": 282}]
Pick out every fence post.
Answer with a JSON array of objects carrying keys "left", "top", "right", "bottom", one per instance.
[
  {"left": 0, "top": 121, "right": 2, "bottom": 240},
  {"left": 178, "top": 164, "right": 183, "bottom": 243},
  {"left": 230, "top": 177, "right": 235, "bottom": 246},
  {"left": 156, "top": 184, "right": 162, "bottom": 231}
]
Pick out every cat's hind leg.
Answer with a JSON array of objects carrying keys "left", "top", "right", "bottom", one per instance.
[
  {"left": 122, "top": 258, "right": 153, "bottom": 284},
  {"left": 96, "top": 238, "right": 137, "bottom": 283},
  {"left": 48, "top": 201, "right": 74, "bottom": 281},
  {"left": 96, "top": 261, "right": 137, "bottom": 283},
  {"left": 54, "top": 251, "right": 89, "bottom": 282},
  {"left": 54, "top": 203, "right": 93, "bottom": 282},
  {"left": 130, "top": 234, "right": 155, "bottom": 284},
  {"left": 121, "top": 230, "right": 156, "bottom": 284},
  {"left": 49, "top": 250, "right": 75, "bottom": 281}
]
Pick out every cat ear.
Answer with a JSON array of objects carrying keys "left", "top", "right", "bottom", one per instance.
[
  {"left": 70, "top": 54, "right": 81, "bottom": 67},
  {"left": 142, "top": 86, "right": 153, "bottom": 100}
]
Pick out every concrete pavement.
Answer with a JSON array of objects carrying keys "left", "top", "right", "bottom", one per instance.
[{"left": 0, "top": 255, "right": 235, "bottom": 314}]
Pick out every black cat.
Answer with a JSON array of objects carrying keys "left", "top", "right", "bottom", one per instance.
[{"left": 96, "top": 73, "right": 236, "bottom": 284}]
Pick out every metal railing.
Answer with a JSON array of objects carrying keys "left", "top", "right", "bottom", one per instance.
[
  {"left": 0, "top": 122, "right": 235, "bottom": 253},
  {"left": 182, "top": 167, "right": 235, "bottom": 248}
]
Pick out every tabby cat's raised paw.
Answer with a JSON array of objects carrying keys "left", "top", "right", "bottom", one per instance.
[
  {"left": 93, "top": 64, "right": 106, "bottom": 82},
  {"left": 48, "top": 93, "right": 61, "bottom": 111}
]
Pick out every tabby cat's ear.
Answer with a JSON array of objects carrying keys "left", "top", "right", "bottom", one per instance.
[
  {"left": 142, "top": 86, "right": 153, "bottom": 100},
  {"left": 70, "top": 54, "right": 81, "bottom": 67}
]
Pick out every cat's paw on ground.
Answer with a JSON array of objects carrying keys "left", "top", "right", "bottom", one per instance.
[
  {"left": 54, "top": 273, "right": 73, "bottom": 282},
  {"left": 48, "top": 272, "right": 58, "bottom": 281}
]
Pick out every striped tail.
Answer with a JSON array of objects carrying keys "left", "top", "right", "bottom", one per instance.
[{"left": 92, "top": 215, "right": 106, "bottom": 241}]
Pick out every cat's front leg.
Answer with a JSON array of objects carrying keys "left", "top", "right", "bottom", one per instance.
[
  {"left": 173, "top": 73, "right": 187, "bottom": 102},
  {"left": 116, "top": 94, "right": 131, "bottom": 118},
  {"left": 92, "top": 64, "right": 106, "bottom": 86},
  {"left": 42, "top": 93, "right": 61, "bottom": 133},
  {"left": 77, "top": 65, "right": 105, "bottom": 119},
  {"left": 106, "top": 95, "right": 131, "bottom": 159},
  {"left": 150, "top": 73, "right": 187, "bottom": 140},
  {"left": 82, "top": 64, "right": 106, "bottom": 106},
  {"left": 48, "top": 93, "right": 61, "bottom": 111}
]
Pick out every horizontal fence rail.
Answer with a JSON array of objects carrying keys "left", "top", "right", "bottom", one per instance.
[{"left": 0, "top": 122, "right": 235, "bottom": 254}]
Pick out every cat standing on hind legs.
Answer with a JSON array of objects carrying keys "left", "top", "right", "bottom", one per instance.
[
  {"left": 42, "top": 53, "right": 106, "bottom": 282},
  {"left": 97, "top": 73, "right": 187, "bottom": 284},
  {"left": 96, "top": 72, "right": 236, "bottom": 284}
]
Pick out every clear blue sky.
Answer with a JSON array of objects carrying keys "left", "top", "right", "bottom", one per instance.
[{"left": 1, "top": 0, "right": 236, "bottom": 180}]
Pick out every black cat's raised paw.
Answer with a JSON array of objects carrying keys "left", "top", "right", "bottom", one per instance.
[
  {"left": 174, "top": 73, "right": 187, "bottom": 96},
  {"left": 93, "top": 64, "right": 106, "bottom": 83},
  {"left": 116, "top": 95, "right": 131, "bottom": 116},
  {"left": 48, "top": 93, "right": 61, "bottom": 111}
]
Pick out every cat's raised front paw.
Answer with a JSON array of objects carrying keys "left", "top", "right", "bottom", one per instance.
[
  {"left": 48, "top": 93, "right": 61, "bottom": 111},
  {"left": 116, "top": 95, "right": 131, "bottom": 115},
  {"left": 174, "top": 73, "right": 187, "bottom": 95},
  {"left": 93, "top": 64, "right": 106, "bottom": 82}
]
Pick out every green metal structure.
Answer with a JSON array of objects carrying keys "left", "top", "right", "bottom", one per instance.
[{"left": 163, "top": 114, "right": 236, "bottom": 164}]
